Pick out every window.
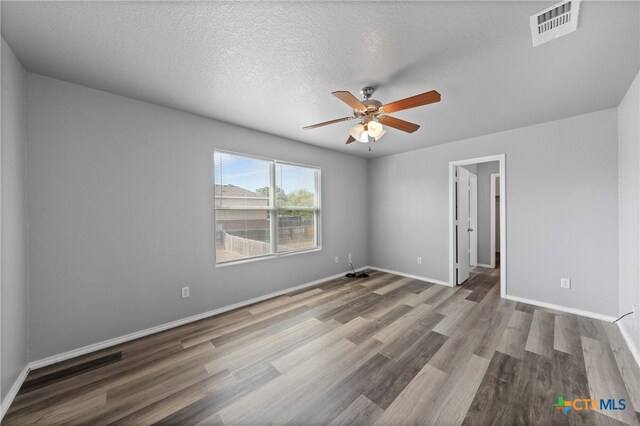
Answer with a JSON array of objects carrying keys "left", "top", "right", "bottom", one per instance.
[{"left": 213, "top": 151, "right": 320, "bottom": 264}]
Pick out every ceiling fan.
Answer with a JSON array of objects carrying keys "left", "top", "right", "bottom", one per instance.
[{"left": 303, "top": 87, "right": 441, "bottom": 150}]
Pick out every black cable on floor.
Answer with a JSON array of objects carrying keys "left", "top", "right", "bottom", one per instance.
[{"left": 346, "top": 261, "right": 369, "bottom": 279}]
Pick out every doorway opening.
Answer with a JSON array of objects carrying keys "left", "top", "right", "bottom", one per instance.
[
  {"left": 490, "top": 173, "right": 501, "bottom": 269},
  {"left": 449, "top": 154, "right": 506, "bottom": 297}
]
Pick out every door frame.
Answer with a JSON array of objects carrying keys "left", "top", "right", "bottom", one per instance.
[
  {"left": 449, "top": 154, "right": 507, "bottom": 297},
  {"left": 490, "top": 173, "right": 500, "bottom": 269}
]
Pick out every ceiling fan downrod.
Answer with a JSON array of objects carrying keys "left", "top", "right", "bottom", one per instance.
[{"left": 360, "top": 86, "right": 375, "bottom": 100}]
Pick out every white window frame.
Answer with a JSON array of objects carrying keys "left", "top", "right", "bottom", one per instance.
[{"left": 214, "top": 150, "right": 321, "bottom": 267}]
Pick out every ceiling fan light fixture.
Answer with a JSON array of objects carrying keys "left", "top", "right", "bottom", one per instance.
[
  {"left": 349, "top": 123, "right": 365, "bottom": 140},
  {"left": 351, "top": 121, "right": 384, "bottom": 143},
  {"left": 357, "top": 132, "right": 372, "bottom": 143},
  {"left": 367, "top": 121, "right": 385, "bottom": 140},
  {"left": 350, "top": 123, "right": 372, "bottom": 143}
]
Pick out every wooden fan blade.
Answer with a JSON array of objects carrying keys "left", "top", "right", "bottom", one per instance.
[
  {"left": 303, "top": 116, "right": 353, "bottom": 130},
  {"left": 346, "top": 135, "right": 356, "bottom": 144},
  {"left": 379, "top": 115, "right": 421, "bottom": 133},
  {"left": 332, "top": 91, "right": 367, "bottom": 111},
  {"left": 382, "top": 90, "right": 441, "bottom": 114}
]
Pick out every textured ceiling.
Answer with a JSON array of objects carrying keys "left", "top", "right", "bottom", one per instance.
[{"left": 2, "top": 1, "right": 639, "bottom": 158}]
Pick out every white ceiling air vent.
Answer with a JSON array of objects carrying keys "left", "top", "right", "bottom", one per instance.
[{"left": 530, "top": 0, "right": 581, "bottom": 47}]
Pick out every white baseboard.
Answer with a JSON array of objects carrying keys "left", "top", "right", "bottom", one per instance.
[
  {"left": 368, "top": 266, "right": 452, "bottom": 287},
  {"left": 28, "top": 268, "right": 360, "bottom": 370},
  {"left": 1, "top": 365, "right": 29, "bottom": 420},
  {"left": 502, "top": 294, "right": 616, "bottom": 322},
  {"left": 475, "top": 263, "right": 493, "bottom": 268},
  {"left": 617, "top": 322, "right": 640, "bottom": 370}
]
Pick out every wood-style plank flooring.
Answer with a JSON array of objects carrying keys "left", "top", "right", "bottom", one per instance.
[{"left": 4, "top": 266, "right": 640, "bottom": 425}]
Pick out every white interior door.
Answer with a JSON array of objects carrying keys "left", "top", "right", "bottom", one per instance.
[
  {"left": 456, "top": 167, "right": 471, "bottom": 284},
  {"left": 469, "top": 173, "right": 478, "bottom": 267}
]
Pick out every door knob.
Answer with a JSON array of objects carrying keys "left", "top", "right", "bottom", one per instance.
[{"left": 467, "top": 228, "right": 474, "bottom": 232}]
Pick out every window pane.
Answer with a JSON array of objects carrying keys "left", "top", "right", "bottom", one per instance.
[
  {"left": 213, "top": 151, "right": 320, "bottom": 264},
  {"left": 215, "top": 209, "right": 271, "bottom": 262},
  {"left": 277, "top": 210, "right": 316, "bottom": 253},
  {"left": 214, "top": 152, "right": 271, "bottom": 208},
  {"left": 275, "top": 163, "right": 317, "bottom": 208}
]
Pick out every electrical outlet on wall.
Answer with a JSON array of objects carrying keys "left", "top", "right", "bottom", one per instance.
[
  {"left": 335, "top": 256, "right": 339, "bottom": 264},
  {"left": 348, "top": 253, "right": 352, "bottom": 262},
  {"left": 181, "top": 286, "right": 190, "bottom": 298},
  {"left": 417, "top": 257, "right": 422, "bottom": 265},
  {"left": 560, "top": 278, "right": 571, "bottom": 289}
]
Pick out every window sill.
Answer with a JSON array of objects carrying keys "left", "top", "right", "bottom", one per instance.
[{"left": 215, "top": 247, "right": 322, "bottom": 268}]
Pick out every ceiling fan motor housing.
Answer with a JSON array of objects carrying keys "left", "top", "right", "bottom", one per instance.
[
  {"left": 362, "top": 99, "right": 382, "bottom": 110},
  {"left": 356, "top": 100, "right": 383, "bottom": 123}
]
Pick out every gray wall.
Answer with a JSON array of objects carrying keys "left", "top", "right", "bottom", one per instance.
[
  {"left": 476, "top": 161, "right": 499, "bottom": 266},
  {"left": 26, "top": 73, "right": 369, "bottom": 361},
  {"left": 369, "top": 108, "right": 619, "bottom": 317},
  {"left": 618, "top": 70, "right": 640, "bottom": 352},
  {"left": 1, "top": 39, "right": 28, "bottom": 400}
]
